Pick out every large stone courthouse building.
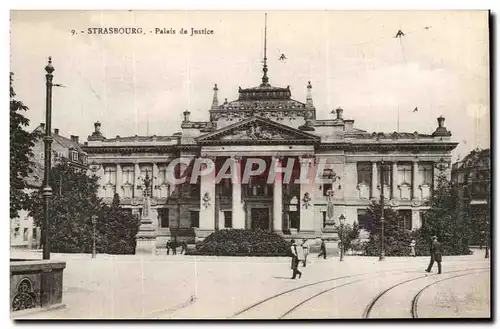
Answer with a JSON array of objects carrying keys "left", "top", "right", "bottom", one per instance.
[{"left": 83, "top": 52, "right": 458, "bottom": 246}]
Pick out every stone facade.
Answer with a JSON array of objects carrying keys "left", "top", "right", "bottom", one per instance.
[
  {"left": 10, "top": 125, "right": 88, "bottom": 249},
  {"left": 83, "top": 72, "right": 458, "bottom": 247}
]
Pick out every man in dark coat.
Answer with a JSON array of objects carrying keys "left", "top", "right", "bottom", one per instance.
[
  {"left": 425, "top": 236, "right": 442, "bottom": 274},
  {"left": 290, "top": 240, "right": 302, "bottom": 279},
  {"left": 318, "top": 239, "right": 327, "bottom": 259}
]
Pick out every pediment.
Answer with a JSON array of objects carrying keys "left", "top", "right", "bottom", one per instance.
[{"left": 196, "top": 117, "right": 320, "bottom": 144}]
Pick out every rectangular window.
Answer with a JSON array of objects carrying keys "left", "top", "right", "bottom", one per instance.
[
  {"left": 158, "top": 167, "right": 167, "bottom": 185},
  {"left": 380, "top": 165, "right": 392, "bottom": 186},
  {"left": 322, "top": 183, "right": 333, "bottom": 196},
  {"left": 357, "top": 209, "right": 372, "bottom": 231},
  {"left": 420, "top": 211, "right": 426, "bottom": 228},
  {"left": 420, "top": 163, "right": 433, "bottom": 185},
  {"left": 357, "top": 162, "right": 372, "bottom": 185},
  {"left": 158, "top": 208, "right": 169, "bottom": 228},
  {"left": 190, "top": 183, "right": 200, "bottom": 198},
  {"left": 104, "top": 166, "right": 116, "bottom": 185},
  {"left": 399, "top": 210, "right": 412, "bottom": 230},
  {"left": 23, "top": 228, "right": 29, "bottom": 241},
  {"left": 32, "top": 228, "right": 37, "bottom": 240},
  {"left": 220, "top": 179, "right": 232, "bottom": 197},
  {"left": 290, "top": 212, "right": 300, "bottom": 230},
  {"left": 322, "top": 211, "right": 327, "bottom": 228},
  {"left": 224, "top": 211, "right": 232, "bottom": 228},
  {"left": 398, "top": 163, "right": 412, "bottom": 184},
  {"left": 190, "top": 211, "right": 199, "bottom": 228}
]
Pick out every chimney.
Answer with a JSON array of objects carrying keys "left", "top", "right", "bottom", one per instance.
[
  {"left": 211, "top": 84, "right": 219, "bottom": 109},
  {"left": 306, "top": 81, "right": 313, "bottom": 107},
  {"left": 54, "top": 128, "right": 59, "bottom": 135},
  {"left": 94, "top": 121, "right": 101, "bottom": 133},
  {"left": 437, "top": 116, "right": 445, "bottom": 128},
  {"left": 40, "top": 123, "right": 45, "bottom": 131},
  {"left": 335, "top": 107, "right": 344, "bottom": 120},
  {"left": 70, "top": 135, "right": 79, "bottom": 144},
  {"left": 183, "top": 110, "right": 191, "bottom": 122}
]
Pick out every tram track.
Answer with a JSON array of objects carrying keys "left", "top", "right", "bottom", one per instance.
[
  {"left": 410, "top": 270, "right": 489, "bottom": 319},
  {"left": 362, "top": 267, "right": 490, "bottom": 319},
  {"left": 232, "top": 265, "right": 489, "bottom": 319}
]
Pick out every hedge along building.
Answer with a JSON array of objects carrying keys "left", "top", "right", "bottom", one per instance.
[{"left": 82, "top": 24, "right": 458, "bottom": 252}]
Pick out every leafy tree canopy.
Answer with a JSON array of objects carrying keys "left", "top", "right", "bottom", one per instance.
[{"left": 10, "top": 72, "right": 40, "bottom": 218}]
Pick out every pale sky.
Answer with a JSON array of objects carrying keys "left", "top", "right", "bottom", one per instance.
[{"left": 10, "top": 10, "right": 490, "bottom": 161}]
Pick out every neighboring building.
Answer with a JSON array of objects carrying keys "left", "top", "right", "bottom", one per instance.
[
  {"left": 82, "top": 52, "right": 458, "bottom": 246},
  {"left": 10, "top": 124, "right": 88, "bottom": 249},
  {"left": 452, "top": 148, "right": 491, "bottom": 245}
]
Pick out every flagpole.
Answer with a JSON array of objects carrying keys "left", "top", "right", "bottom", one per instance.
[{"left": 397, "top": 105, "right": 400, "bottom": 133}]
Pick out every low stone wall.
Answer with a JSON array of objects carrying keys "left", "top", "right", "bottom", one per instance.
[{"left": 10, "top": 259, "right": 66, "bottom": 314}]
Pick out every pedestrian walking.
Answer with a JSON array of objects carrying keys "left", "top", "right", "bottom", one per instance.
[
  {"left": 180, "top": 241, "right": 187, "bottom": 254},
  {"left": 425, "top": 236, "right": 442, "bottom": 274},
  {"left": 166, "top": 241, "right": 171, "bottom": 255},
  {"left": 290, "top": 240, "right": 302, "bottom": 279},
  {"left": 301, "top": 239, "right": 309, "bottom": 267},
  {"left": 410, "top": 239, "right": 416, "bottom": 257},
  {"left": 318, "top": 239, "right": 327, "bottom": 259},
  {"left": 172, "top": 241, "right": 177, "bottom": 255}
]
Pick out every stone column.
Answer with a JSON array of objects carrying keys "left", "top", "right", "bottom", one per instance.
[
  {"left": 199, "top": 157, "right": 216, "bottom": 235},
  {"left": 232, "top": 156, "right": 245, "bottom": 229},
  {"left": 272, "top": 156, "right": 283, "bottom": 233},
  {"left": 412, "top": 161, "right": 419, "bottom": 200},
  {"left": 299, "top": 157, "right": 315, "bottom": 234},
  {"left": 116, "top": 163, "right": 123, "bottom": 198},
  {"left": 412, "top": 210, "right": 421, "bottom": 230},
  {"left": 392, "top": 162, "right": 398, "bottom": 199},
  {"left": 152, "top": 162, "right": 159, "bottom": 198},
  {"left": 371, "top": 161, "right": 379, "bottom": 200},
  {"left": 134, "top": 163, "right": 141, "bottom": 198}
]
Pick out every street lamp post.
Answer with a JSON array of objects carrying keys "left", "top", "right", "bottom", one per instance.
[
  {"left": 42, "top": 57, "right": 55, "bottom": 260},
  {"left": 379, "top": 160, "right": 385, "bottom": 261},
  {"left": 339, "top": 214, "right": 345, "bottom": 261},
  {"left": 91, "top": 215, "right": 98, "bottom": 259},
  {"left": 485, "top": 177, "right": 490, "bottom": 259}
]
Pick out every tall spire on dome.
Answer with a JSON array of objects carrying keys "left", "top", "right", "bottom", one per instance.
[{"left": 260, "top": 13, "right": 270, "bottom": 87}]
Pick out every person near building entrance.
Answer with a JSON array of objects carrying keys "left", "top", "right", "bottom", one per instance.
[
  {"left": 180, "top": 241, "right": 187, "bottom": 254},
  {"left": 425, "top": 236, "right": 442, "bottom": 274},
  {"left": 318, "top": 239, "right": 327, "bottom": 259},
  {"left": 410, "top": 239, "right": 416, "bottom": 257},
  {"left": 290, "top": 240, "right": 302, "bottom": 279},
  {"left": 301, "top": 239, "right": 309, "bottom": 267},
  {"left": 166, "top": 240, "right": 177, "bottom": 255}
]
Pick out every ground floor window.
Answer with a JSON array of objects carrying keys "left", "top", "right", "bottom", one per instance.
[
  {"left": 399, "top": 210, "right": 412, "bottom": 230},
  {"left": 357, "top": 209, "right": 372, "bottom": 231},
  {"left": 23, "top": 228, "right": 29, "bottom": 241},
  {"left": 190, "top": 211, "right": 199, "bottom": 228},
  {"left": 224, "top": 211, "right": 232, "bottom": 228},
  {"left": 290, "top": 211, "right": 300, "bottom": 230},
  {"left": 158, "top": 208, "right": 169, "bottom": 228}
]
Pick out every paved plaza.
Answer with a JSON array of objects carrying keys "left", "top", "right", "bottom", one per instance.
[{"left": 11, "top": 249, "right": 490, "bottom": 319}]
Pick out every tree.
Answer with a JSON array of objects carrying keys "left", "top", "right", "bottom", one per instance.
[
  {"left": 28, "top": 160, "right": 102, "bottom": 253},
  {"left": 362, "top": 200, "right": 414, "bottom": 256},
  {"left": 10, "top": 72, "right": 40, "bottom": 219},
  {"left": 100, "top": 194, "right": 140, "bottom": 254},
  {"left": 419, "top": 175, "right": 472, "bottom": 255},
  {"left": 339, "top": 221, "right": 360, "bottom": 255}
]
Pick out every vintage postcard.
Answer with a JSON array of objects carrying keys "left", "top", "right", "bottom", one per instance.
[{"left": 9, "top": 10, "right": 490, "bottom": 320}]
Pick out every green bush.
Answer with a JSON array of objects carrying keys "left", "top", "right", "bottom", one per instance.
[{"left": 192, "top": 229, "right": 290, "bottom": 256}]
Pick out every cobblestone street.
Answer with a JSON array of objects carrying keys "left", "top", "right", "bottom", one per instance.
[{"left": 11, "top": 250, "right": 490, "bottom": 319}]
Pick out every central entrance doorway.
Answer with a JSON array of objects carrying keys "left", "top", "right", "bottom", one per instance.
[{"left": 251, "top": 208, "right": 270, "bottom": 231}]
